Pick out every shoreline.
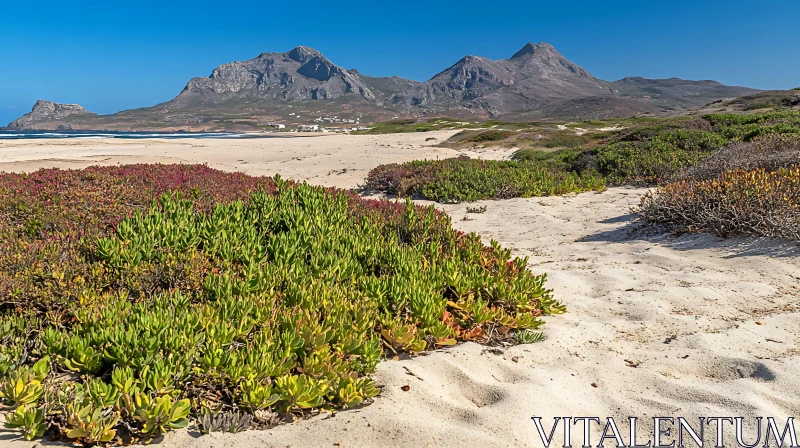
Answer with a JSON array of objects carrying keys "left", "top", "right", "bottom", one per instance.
[{"left": 0, "top": 130, "right": 338, "bottom": 140}]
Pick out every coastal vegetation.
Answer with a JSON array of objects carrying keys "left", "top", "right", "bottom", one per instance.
[
  {"left": 638, "top": 134, "right": 800, "bottom": 241},
  {"left": 0, "top": 165, "right": 563, "bottom": 444},
  {"left": 353, "top": 118, "right": 480, "bottom": 134},
  {"left": 365, "top": 111, "right": 800, "bottom": 241},
  {"left": 638, "top": 166, "right": 800, "bottom": 241},
  {"left": 364, "top": 159, "right": 605, "bottom": 203}
]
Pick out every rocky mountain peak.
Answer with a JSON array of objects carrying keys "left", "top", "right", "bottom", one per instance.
[
  {"left": 460, "top": 55, "right": 489, "bottom": 63},
  {"left": 32, "top": 100, "right": 88, "bottom": 113},
  {"left": 8, "top": 100, "right": 92, "bottom": 129},
  {"left": 510, "top": 42, "right": 557, "bottom": 59},
  {"left": 287, "top": 46, "right": 324, "bottom": 64},
  {"left": 175, "top": 46, "right": 376, "bottom": 105}
]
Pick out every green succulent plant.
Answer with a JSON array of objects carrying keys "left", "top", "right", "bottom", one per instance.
[
  {"left": 3, "top": 405, "right": 46, "bottom": 441},
  {"left": 515, "top": 330, "right": 547, "bottom": 344},
  {"left": 65, "top": 402, "right": 120, "bottom": 444},
  {"left": 128, "top": 394, "right": 191, "bottom": 435},
  {"left": 237, "top": 379, "right": 281, "bottom": 411},
  {"left": 0, "top": 357, "right": 49, "bottom": 407},
  {"left": 274, "top": 375, "right": 328, "bottom": 411},
  {"left": 0, "top": 164, "right": 578, "bottom": 444}
]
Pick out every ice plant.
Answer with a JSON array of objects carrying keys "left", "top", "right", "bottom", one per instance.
[{"left": 0, "top": 164, "right": 563, "bottom": 444}]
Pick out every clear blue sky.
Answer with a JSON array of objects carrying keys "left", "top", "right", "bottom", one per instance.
[{"left": 2, "top": 0, "right": 798, "bottom": 125}]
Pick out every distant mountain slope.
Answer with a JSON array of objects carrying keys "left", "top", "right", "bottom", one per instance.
[
  {"left": 349, "top": 70, "right": 421, "bottom": 103},
  {"left": 607, "top": 76, "right": 758, "bottom": 109},
  {"left": 499, "top": 95, "right": 664, "bottom": 121},
  {"left": 696, "top": 89, "right": 800, "bottom": 113},
  {"left": 7, "top": 43, "right": 764, "bottom": 131}
]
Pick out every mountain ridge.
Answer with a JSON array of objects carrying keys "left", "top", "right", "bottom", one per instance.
[{"left": 7, "top": 43, "right": 760, "bottom": 131}]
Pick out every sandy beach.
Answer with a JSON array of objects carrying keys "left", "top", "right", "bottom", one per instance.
[
  {"left": 1, "top": 132, "right": 798, "bottom": 447},
  {"left": 0, "top": 131, "right": 515, "bottom": 190}
]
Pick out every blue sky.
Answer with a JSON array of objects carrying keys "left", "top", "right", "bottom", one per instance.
[{"left": 2, "top": 0, "right": 798, "bottom": 125}]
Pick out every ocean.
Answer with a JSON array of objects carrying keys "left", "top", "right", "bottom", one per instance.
[{"left": 0, "top": 130, "right": 265, "bottom": 140}]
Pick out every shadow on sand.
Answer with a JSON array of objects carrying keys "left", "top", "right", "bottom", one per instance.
[{"left": 579, "top": 213, "right": 800, "bottom": 259}]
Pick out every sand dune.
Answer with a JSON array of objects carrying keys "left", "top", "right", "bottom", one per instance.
[{"left": 1, "top": 133, "right": 797, "bottom": 447}]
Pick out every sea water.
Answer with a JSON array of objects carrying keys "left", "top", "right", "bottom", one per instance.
[{"left": 0, "top": 130, "right": 266, "bottom": 139}]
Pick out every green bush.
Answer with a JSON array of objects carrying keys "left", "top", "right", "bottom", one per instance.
[
  {"left": 0, "top": 165, "right": 563, "bottom": 444},
  {"left": 465, "top": 130, "right": 515, "bottom": 143},
  {"left": 591, "top": 129, "right": 730, "bottom": 184},
  {"left": 367, "top": 112, "right": 800, "bottom": 203},
  {"left": 565, "top": 112, "right": 800, "bottom": 185},
  {"left": 364, "top": 158, "right": 605, "bottom": 202},
  {"left": 540, "top": 131, "right": 592, "bottom": 149},
  {"left": 703, "top": 111, "right": 800, "bottom": 140}
]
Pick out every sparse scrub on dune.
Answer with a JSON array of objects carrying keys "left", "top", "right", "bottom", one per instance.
[
  {"left": 637, "top": 132, "right": 800, "bottom": 241},
  {"left": 364, "top": 158, "right": 605, "bottom": 203},
  {"left": 680, "top": 134, "right": 800, "bottom": 181},
  {"left": 637, "top": 165, "right": 800, "bottom": 241},
  {"left": 566, "top": 111, "right": 800, "bottom": 185},
  {"left": 578, "top": 129, "right": 730, "bottom": 185},
  {"left": 540, "top": 131, "right": 593, "bottom": 149},
  {"left": 464, "top": 130, "right": 515, "bottom": 143},
  {"left": 368, "top": 113, "right": 800, "bottom": 198},
  {"left": 0, "top": 165, "right": 563, "bottom": 444},
  {"left": 366, "top": 111, "right": 800, "bottom": 243}
]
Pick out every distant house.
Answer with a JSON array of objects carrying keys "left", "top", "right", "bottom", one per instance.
[
  {"left": 268, "top": 123, "right": 286, "bottom": 129},
  {"left": 297, "top": 125, "right": 319, "bottom": 132}
]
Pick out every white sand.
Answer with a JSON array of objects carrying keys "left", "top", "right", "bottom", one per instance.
[
  {"left": 1, "top": 133, "right": 798, "bottom": 447},
  {"left": 0, "top": 130, "right": 515, "bottom": 189}
]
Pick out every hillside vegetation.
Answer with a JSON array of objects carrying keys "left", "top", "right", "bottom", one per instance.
[{"left": 0, "top": 165, "right": 563, "bottom": 444}]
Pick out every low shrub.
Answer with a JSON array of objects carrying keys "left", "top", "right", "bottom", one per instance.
[
  {"left": 637, "top": 166, "right": 800, "bottom": 241},
  {"left": 0, "top": 165, "right": 564, "bottom": 444},
  {"left": 465, "top": 130, "right": 514, "bottom": 143},
  {"left": 540, "top": 131, "right": 592, "bottom": 149},
  {"left": 511, "top": 148, "right": 551, "bottom": 162},
  {"left": 568, "top": 112, "right": 800, "bottom": 185},
  {"left": 364, "top": 158, "right": 605, "bottom": 203},
  {"left": 582, "top": 129, "right": 730, "bottom": 185},
  {"left": 703, "top": 111, "right": 800, "bottom": 141},
  {"left": 681, "top": 134, "right": 800, "bottom": 181}
]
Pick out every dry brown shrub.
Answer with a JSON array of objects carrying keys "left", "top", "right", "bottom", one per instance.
[{"left": 638, "top": 165, "right": 800, "bottom": 241}]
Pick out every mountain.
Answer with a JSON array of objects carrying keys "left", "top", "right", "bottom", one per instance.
[
  {"left": 695, "top": 89, "right": 800, "bottom": 114},
  {"left": 7, "top": 43, "right": 761, "bottom": 131},
  {"left": 173, "top": 46, "right": 375, "bottom": 106},
  {"left": 8, "top": 100, "right": 96, "bottom": 129},
  {"left": 607, "top": 76, "right": 761, "bottom": 109},
  {"left": 393, "top": 43, "right": 615, "bottom": 116},
  {"left": 349, "top": 70, "right": 421, "bottom": 104}
]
